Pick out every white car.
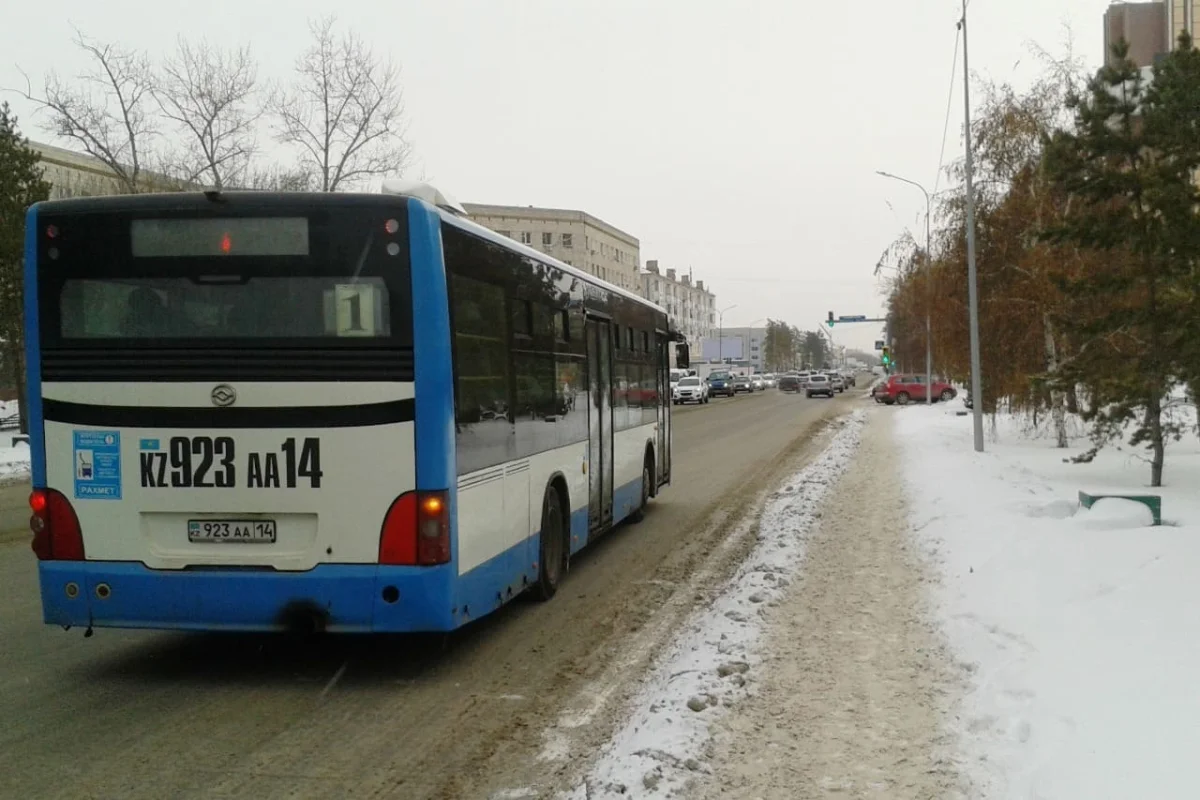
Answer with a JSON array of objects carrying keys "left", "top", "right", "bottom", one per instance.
[
  {"left": 672, "top": 376, "right": 709, "bottom": 405},
  {"left": 763, "top": 373, "right": 778, "bottom": 388},
  {"left": 750, "top": 373, "right": 766, "bottom": 391},
  {"left": 825, "top": 372, "right": 846, "bottom": 392},
  {"left": 805, "top": 374, "right": 834, "bottom": 398}
]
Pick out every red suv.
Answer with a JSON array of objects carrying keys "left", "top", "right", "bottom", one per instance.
[{"left": 880, "top": 374, "right": 957, "bottom": 405}]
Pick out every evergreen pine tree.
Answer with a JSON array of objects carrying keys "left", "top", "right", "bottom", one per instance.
[
  {"left": 0, "top": 103, "right": 51, "bottom": 434},
  {"left": 1041, "top": 37, "right": 1200, "bottom": 486}
]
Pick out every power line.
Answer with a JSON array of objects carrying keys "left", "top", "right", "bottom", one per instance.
[{"left": 933, "top": 25, "right": 962, "bottom": 197}]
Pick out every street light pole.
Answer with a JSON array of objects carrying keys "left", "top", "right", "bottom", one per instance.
[
  {"left": 876, "top": 170, "right": 933, "bottom": 406},
  {"left": 961, "top": 0, "right": 985, "bottom": 452},
  {"left": 718, "top": 304, "right": 737, "bottom": 364}
]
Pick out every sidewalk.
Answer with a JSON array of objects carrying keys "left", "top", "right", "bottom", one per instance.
[{"left": 699, "top": 409, "right": 961, "bottom": 798}]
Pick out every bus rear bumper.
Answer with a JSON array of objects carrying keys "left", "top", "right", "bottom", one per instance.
[{"left": 38, "top": 561, "right": 457, "bottom": 633}]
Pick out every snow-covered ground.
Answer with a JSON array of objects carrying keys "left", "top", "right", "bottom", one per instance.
[
  {"left": 898, "top": 403, "right": 1200, "bottom": 798},
  {"left": 559, "top": 409, "right": 868, "bottom": 799},
  {"left": 0, "top": 400, "right": 30, "bottom": 483}
]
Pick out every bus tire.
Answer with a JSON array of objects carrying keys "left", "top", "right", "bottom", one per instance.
[
  {"left": 628, "top": 449, "right": 654, "bottom": 524},
  {"left": 532, "top": 485, "right": 567, "bottom": 602}
]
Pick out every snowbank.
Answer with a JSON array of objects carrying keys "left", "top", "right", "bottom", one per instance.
[
  {"left": 561, "top": 410, "right": 867, "bottom": 799},
  {"left": 0, "top": 400, "right": 30, "bottom": 482},
  {"left": 897, "top": 403, "right": 1200, "bottom": 799}
]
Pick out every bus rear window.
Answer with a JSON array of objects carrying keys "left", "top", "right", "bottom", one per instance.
[{"left": 59, "top": 277, "right": 392, "bottom": 340}]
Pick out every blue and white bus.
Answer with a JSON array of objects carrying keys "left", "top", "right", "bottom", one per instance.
[{"left": 23, "top": 184, "right": 685, "bottom": 633}]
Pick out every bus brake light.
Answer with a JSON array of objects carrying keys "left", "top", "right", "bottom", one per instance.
[
  {"left": 29, "top": 489, "right": 85, "bottom": 561},
  {"left": 379, "top": 490, "right": 450, "bottom": 566}
]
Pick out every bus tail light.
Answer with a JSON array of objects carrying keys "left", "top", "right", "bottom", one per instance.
[
  {"left": 30, "top": 489, "right": 85, "bottom": 561},
  {"left": 378, "top": 490, "right": 450, "bottom": 566}
]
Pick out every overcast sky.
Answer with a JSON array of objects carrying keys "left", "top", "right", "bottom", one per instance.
[{"left": 2, "top": 0, "right": 1109, "bottom": 352}]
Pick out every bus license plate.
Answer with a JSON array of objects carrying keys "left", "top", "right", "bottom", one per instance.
[{"left": 187, "top": 519, "right": 277, "bottom": 543}]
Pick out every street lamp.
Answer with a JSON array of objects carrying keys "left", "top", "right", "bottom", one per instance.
[
  {"left": 718, "top": 304, "right": 737, "bottom": 364},
  {"left": 876, "top": 169, "right": 934, "bottom": 407}
]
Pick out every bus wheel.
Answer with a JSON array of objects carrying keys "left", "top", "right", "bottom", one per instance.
[
  {"left": 628, "top": 454, "right": 653, "bottom": 524},
  {"left": 532, "top": 487, "right": 566, "bottom": 601}
]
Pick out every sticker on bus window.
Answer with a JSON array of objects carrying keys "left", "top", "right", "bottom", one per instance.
[
  {"left": 73, "top": 430, "right": 122, "bottom": 500},
  {"left": 331, "top": 283, "right": 382, "bottom": 337}
]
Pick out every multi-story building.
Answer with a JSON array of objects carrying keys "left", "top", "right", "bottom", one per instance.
[
  {"left": 32, "top": 140, "right": 183, "bottom": 198},
  {"left": 462, "top": 203, "right": 641, "bottom": 294},
  {"left": 639, "top": 260, "right": 715, "bottom": 356},
  {"left": 1104, "top": 0, "right": 1200, "bottom": 66},
  {"left": 34, "top": 141, "right": 127, "bottom": 199}
]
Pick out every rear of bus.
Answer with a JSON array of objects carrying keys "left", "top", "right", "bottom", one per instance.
[{"left": 25, "top": 192, "right": 458, "bottom": 633}]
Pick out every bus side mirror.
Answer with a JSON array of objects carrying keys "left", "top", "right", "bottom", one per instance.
[{"left": 675, "top": 342, "right": 690, "bottom": 369}]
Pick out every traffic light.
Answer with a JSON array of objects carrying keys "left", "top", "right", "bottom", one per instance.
[
  {"left": 881, "top": 346, "right": 891, "bottom": 367},
  {"left": 827, "top": 311, "right": 834, "bottom": 327}
]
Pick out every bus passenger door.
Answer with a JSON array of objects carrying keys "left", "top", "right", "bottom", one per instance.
[
  {"left": 586, "top": 318, "right": 614, "bottom": 530},
  {"left": 656, "top": 333, "right": 671, "bottom": 484}
]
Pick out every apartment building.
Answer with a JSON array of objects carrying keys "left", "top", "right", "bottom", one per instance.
[
  {"left": 1104, "top": 0, "right": 1200, "bottom": 66},
  {"left": 639, "top": 260, "right": 715, "bottom": 354},
  {"left": 462, "top": 203, "right": 642, "bottom": 294}
]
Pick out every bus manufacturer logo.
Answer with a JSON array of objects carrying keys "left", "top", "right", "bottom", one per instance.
[{"left": 211, "top": 384, "right": 237, "bottom": 407}]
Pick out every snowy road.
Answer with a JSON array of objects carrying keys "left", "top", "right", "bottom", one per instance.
[{"left": 0, "top": 388, "right": 860, "bottom": 800}]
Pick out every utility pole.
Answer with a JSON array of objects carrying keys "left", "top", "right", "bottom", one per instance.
[
  {"left": 718, "top": 304, "right": 737, "bottom": 364},
  {"left": 961, "top": 0, "right": 985, "bottom": 452},
  {"left": 876, "top": 170, "right": 934, "bottom": 406}
]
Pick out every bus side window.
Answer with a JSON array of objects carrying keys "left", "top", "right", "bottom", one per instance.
[{"left": 449, "top": 272, "right": 513, "bottom": 474}]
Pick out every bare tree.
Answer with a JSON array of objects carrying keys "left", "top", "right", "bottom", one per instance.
[
  {"left": 242, "top": 163, "right": 315, "bottom": 192},
  {"left": 154, "top": 38, "right": 260, "bottom": 189},
  {"left": 272, "top": 16, "right": 412, "bottom": 191},
  {"left": 16, "top": 30, "right": 159, "bottom": 193}
]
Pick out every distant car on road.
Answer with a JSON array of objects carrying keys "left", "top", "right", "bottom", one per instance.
[
  {"left": 806, "top": 374, "right": 834, "bottom": 398},
  {"left": 762, "top": 373, "right": 778, "bottom": 388},
  {"left": 732, "top": 374, "right": 754, "bottom": 394},
  {"left": 825, "top": 372, "right": 846, "bottom": 393},
  {"left": 879, "top": 373, "right": 957, "bottom": 405},
  {"left": 778, "top": 374, "right": 802, "bottom": 393},
  {"left": 672, "top": 376, "right": 709, "bottom": 405},
  {"left": 706, "top": 370, "right": 736, "bottom": 398},
  {"left": 750, "top": 373, "right": 766, "bottom": 391}
]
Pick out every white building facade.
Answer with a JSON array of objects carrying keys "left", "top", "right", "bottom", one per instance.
[
  {"left": 462, "top": 203, "right": 641, "bottom": 294},
  {"left": 639, "top": 260, "right": 715, "bottom": 358}
]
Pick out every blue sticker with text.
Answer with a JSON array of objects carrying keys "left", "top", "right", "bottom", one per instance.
[{"left": 73, "top": 430, "right": 122, "bottom": 500}]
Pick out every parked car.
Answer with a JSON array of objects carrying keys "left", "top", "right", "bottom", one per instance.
[
  {"left": 706, "top": 370, "right": 736, "bottom": 398},
  {"left": 879, "top": 373, "right": 957, "bottom": 405},
  {"left": 672, "top": 376, "right": 709, "bottom": 405},
  {"left": 732, "top": 374, "right": 754, "bottom": 393},
  {"left": 778, "top": 373, "right": 803, "bottom": 393},
  {"left": 806, "top": 373, "right": 834, "bottom": 398}
]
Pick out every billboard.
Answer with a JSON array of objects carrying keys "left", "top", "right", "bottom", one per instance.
[{"left": 700, "top": 337, "right": 745, "bottom": 362}]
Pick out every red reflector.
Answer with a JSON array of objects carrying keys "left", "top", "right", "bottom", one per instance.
[
  {"left": 379, "top": 492, "right": 417, "bottom": 565},
  {"left": 220, "top": 232, "right": 232, "bottom": 253},
  {"left": 378, "top": 490, "right": 450, "bottom": 566},
  {"left": 29, "top": 488, "right": 85, "bottom": 561},
  {"left": 46, "top": 224, "right": 59, "bottom": 239}
]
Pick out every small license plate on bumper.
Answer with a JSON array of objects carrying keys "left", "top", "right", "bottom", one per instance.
[{"left": 188, "top": 519, "right": 277, "bottom": 543}]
